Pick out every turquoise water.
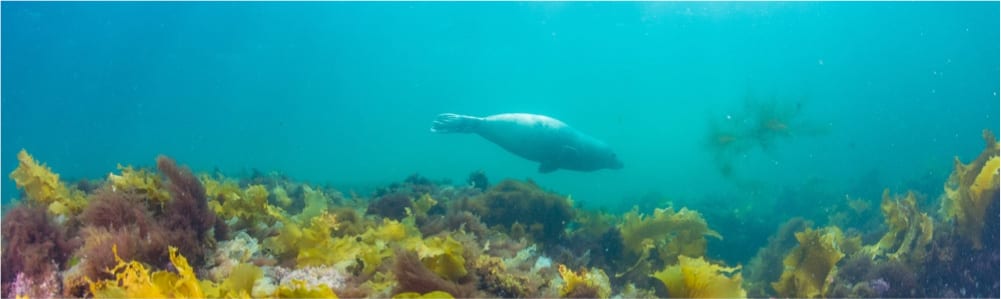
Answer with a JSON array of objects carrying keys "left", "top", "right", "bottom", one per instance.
[{"left": 2, "top": 2, "right": 997, "bottom": 212}]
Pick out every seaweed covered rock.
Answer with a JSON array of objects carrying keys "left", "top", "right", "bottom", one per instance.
[
  {"left": 771, "top": 226, "right": 845, "bottom": 298},
  {"left": 921, "top": 213, "right": 1000, "bottom": 297},
  {"left": 158, "top": 155, "right": 223, "bottom": 265},
  {"left": 368, "top": 192, "right": 414, "bottom": 220},
  {"left": 375, "top": 173, "right": 440, "bottom": 199},
  {"left": 80, "top": 188, "right": 160, "bottom": 237},
  {"left": 830, "top": 254, "right": 922, "bottom": 298},
  {"left": 68, "top": 189, "right": 173, "bottom": 293},
  {"left": 1, "top": 204, "right": 75, "bottom": 298},
  {"left": 65, "top": 157, "right": 228, "bottom": 296},
  {"left": 466, "top": 170, "right": 489, "bottom": 191},
  {"left": 467, "top": 179, "right": 575, "bottom": 246},
  {"left": 744, "top": 217, "right": 812, "bottom": 297},
  {"left": 940, "top": 129, "right": 1000, "bottom": 249},
  {"left": 393, "top": 251, "right": 475, "bottom": 298},
  {"left": 882, "top": 130, "right": 1001, "bottom": 298},
  {"left": 473, "top": 255, "right": 543, "bottom": 298},
  {"left": 650, "top": 255, "right": 746, "bottom": 298}
]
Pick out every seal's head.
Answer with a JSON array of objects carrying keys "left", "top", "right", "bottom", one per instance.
[{"left": 592, "top": 149, "right": 623, "bottom": 171}]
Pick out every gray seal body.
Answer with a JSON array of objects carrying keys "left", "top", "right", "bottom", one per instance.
[{"left": 431, "top": 113, "right": 623, "bottom": 173}]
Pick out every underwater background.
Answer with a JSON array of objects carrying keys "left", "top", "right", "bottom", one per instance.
[{"left": 2, "top": 2, "right": 999, "bottom": 299}]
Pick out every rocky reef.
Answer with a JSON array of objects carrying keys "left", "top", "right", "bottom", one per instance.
[{"left": 1, "top": 129, "right": 998, "bottom": 298}]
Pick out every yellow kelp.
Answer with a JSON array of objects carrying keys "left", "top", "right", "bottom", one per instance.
[
  {"left": 88, "top": 246, "right": 204, "bottom": 298},
  {"left": 861, "top": 190, "right": 933, "bottom": 263},
  {"left": 557, "top": 264, "right": 611, "bottom": 299},
  {"left": 941, "top": 129, "right": 1000, "bottom": 249},
  {"left": 9, "top": 149, "right": 88, "bottom": 216},
  {"left": 651, "top": 255, "right": 746, "bottom": 298},
  {"left": 771, "top": 226, "right": 845, "bottom": 298},
  {"left": 289, "top": 214, "right": 425, "bottom": 276},
  {"left": 619, "top": 206, "right": 721, "bottom": 265},
  {"left": 108, "top": 164, "right": 171, "bottom": 206},
  {"left": 413, "top": 193, "right": 438, "bottom": 217},
  {"left": 89, "top": 245, "right": 337, "bottom": 298},
  {"left": 418, "top": 235, "right": 467, "bottom": 281},
  {"left": 203, "top": 175, "right": 287, "bottom": 231}
]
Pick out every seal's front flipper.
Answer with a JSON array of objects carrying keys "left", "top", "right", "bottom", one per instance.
[
  {"left": 539, "top": 161, "right": 559, "bottom": 173},
  {"left": 431, "top": 113, "right": 481, "bottom": 133},
  {"left": 560, "top": 146, "right": 578, "bottom": 159},
  {"left": 539, "top": 146, "right": 576, "bottom": 173}
]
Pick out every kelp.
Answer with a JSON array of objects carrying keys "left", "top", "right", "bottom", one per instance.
[
  {"left": 9, "top": 149, "right": 88, "bottom": 217},
  {"left": 108, "top": 164, "right": 171, "bottom": 207},
  {"left": 88, "top": 246, "right": 205, "bottom": 298},
  {"left": 6, "top": 129, "right": 1000, "bottom": 299},
  {"left": 468, "top": 179, "right": 575, "bottom": 245},
  {"left": 651, "top": 255, "right": 746, "bottom": 298},
  {"left": 860, "top": 190, "right": 934, "bottom": 263},
  {"left": 771, "top": 226, "right": 845, "bottom": 298},
  {"left": 557, "top": 264, "right": 611, "bottom": 299},
  {"left": 940, "top": 129, "right": 1000, "bottom": 249},
  {"left": 618, "top": 206, "right": 721, "bottom": 265}
]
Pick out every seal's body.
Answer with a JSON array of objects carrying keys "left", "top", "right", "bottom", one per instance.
[{"left": 431, "top": 113, "right": 623, "bottom": 173}]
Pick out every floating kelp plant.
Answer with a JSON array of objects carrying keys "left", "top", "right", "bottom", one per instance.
[
  {"left": 706, "top": 96, "right": 831, "bottom": 178},
  {"left": 1, "top": 130, "right": 998, "bottom": 298}
]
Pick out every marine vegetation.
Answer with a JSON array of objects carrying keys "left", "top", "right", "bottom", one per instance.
[
  {"left": 459, "top": 179, "right": 575, "bottom": 247},
  {"left": 705, "top": 96, "right": 829, "bottom": 178},
  {"left": 617, "top": 205, "right": 721, "bottom": 281},
  {"left": 1, "top": 128, "right": 998, "bottom": 299},
  {"left": 9, "top": 149, "right": 88, "bottom": 217},
  {"left": 556, "top": 264, "right": 611, "bottom": 298},
  {"left": 770, "top": 226, "right": 846, "bottom": 298},
  {"left": 743, "top": 217, "right": 812, "bottom": 297},
  {"left": 859, "top": 190, "right": 934, "bottom": 264},
  {"left": 939, "top": 129, "right": 999, "bottom": 249},
  {"left": 651, "top": 255, "right": 746, "bottom": 298},
  {"left": 0, "top": 204, "right": 74, "bottom": 298}
]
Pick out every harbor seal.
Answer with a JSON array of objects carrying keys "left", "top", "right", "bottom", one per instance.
[{"left": 431, "top": 113, "right": 623, "bottom": 173}]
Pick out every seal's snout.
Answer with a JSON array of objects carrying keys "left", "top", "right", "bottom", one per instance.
[
  {"left": 610, "top": 158, "right": 624, "bottom": 169},
  {"left": 607, "top": 153, "right": 623, "bottom": 169}
]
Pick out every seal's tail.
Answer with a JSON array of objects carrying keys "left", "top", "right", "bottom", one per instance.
[{"left": 431, "top": 113, "right": 481, "bottom": 133}]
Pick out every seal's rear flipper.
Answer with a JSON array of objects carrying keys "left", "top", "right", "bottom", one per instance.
[{"left": 431, "top": 113, "right": 481, "bottom": 133}]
